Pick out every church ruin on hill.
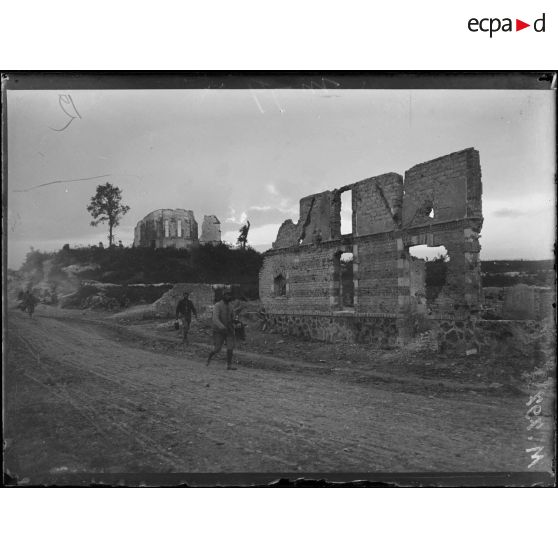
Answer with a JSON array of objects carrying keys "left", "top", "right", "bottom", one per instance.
[
  {"left": 259, "top": 148, "right": 492, "bottom": 353},
  {"left": 133, "top": 209, "right": 221, "bottom": 249}
]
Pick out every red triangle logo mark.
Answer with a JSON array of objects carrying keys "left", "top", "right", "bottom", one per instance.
[{"left": 516, "top": 19, "right": 530, "bottom": 31}]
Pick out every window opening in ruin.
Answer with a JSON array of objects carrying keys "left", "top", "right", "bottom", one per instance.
[
  {"left": 177, "top": 219, "right": 182, "bottom": 237},
  {"left": 408, "top": 245, "right": 449, "bottom": 310},
  {"left": 409, "top": 245, "right": 449, "bottom": 262},
  {"left": 334, "top": 251, "right": 354, "bottom": 308},
  {"left": 273, "top": 274, "right": 287, "bottom": 297},
  {"left": 340, "top": 189, "right": 353, "bottom": 235},
  {"left": 164, "top": 219, "right": 170, "bottom": 238},
  {"left": 417, "top": 200, "right": 434, "bottom": 221}
]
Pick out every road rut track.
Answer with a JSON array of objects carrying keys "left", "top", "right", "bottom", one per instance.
[
  {"left": 38, "top": 311, "right": 531, "bottom": 400},
  {"left": 4, "top": 308, "right": 555, "bottom": 481},
  {"left": 13, "top": 331, "right": 301, "bottom": 473}
]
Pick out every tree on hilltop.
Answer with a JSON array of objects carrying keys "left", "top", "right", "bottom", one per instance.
[{"left": 87, "top": 183, "right": 130, "bottom": 247}]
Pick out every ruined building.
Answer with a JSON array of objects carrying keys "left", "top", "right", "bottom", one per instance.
[
  {"left": 259, "top": 148, "right": 486, "bottom": 352},
  {"left": 134, "top": 209, "right": 221, "bottom": 249},
  {"left": 200, "top": 215, "right": 222, "bottom": 246}
]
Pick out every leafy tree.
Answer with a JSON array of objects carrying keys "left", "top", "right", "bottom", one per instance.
[
  {"left": 237, "top": 220, "right": 250, "bottom": 249},
  {"left": 87, "top": 183, "right": 130, "bottom": 247}
]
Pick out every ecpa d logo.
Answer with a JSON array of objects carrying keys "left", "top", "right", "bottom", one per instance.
[{"left": 468, "top": 13, "right": 546, "bottom": 37}]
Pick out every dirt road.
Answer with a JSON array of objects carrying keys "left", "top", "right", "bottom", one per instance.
[{"left": 4, "top": 307, "right": 554, "bottom": 484}]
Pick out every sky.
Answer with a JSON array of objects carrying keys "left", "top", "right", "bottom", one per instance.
[{"left": 6, "top": 88, "right": 556, "bottom": 269}]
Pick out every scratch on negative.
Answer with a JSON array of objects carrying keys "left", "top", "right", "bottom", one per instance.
[
  {"left": 251, "top": 90, "right": 265, "bottom": 114},
  {"left": 14, "top": 174, "right": 112, "bottom": 193},
  {"left": 271, "top": 90, "right": 285, "bottom": 114}
]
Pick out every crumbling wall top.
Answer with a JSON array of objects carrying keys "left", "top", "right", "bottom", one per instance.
[
  {"left": 270, "top": 148, "right": 482, "bottom": 252},
  {"left": 402, "top": 148, "right": 482, "bottom": 228},
  {"left": 272, "top": 190, "right": 338, "bottom": 249}
]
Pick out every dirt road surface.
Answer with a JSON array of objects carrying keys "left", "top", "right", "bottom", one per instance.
[{"left": 4, "top": 307, "right": 555, "bottom": 485}]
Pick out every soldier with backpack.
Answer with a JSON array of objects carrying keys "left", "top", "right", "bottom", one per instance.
[{"left": 206, "top": 291, "right": 238, "bottom": 370}]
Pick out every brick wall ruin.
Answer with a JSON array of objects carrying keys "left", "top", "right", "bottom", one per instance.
[
  {"left": 260, "top": 148, "right": 488, "bottom": 352},
  {"left": 134, "top": 209, "right": 221, "bottom": 249}
]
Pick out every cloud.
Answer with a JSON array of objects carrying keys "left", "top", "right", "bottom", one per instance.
[
  {"left": 222, "top": 223, "right": 281, "bottom": 247},
  {"left": 223, "top": 182, "right": 299, "bottom": 233},
  {"left": 221, "top": 206, "right": 298, "bottom": 232},
  {"left": 266, "top": 183, "right": 279, "bottom": 196},
  {"left": 225, "top": 208, "right": 248, "bottom": 224},
  {"left": 249, "top": 204, "right": 298, "bottom": 214},
  {"left": 492, "top": 208, "right": 528, "bottom": 218}
]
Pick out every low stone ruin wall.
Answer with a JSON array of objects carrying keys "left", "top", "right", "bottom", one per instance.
[
  {"left": 264, "top": 311, "right": 552, "bottom": 357},
  {"left": 265, "top": 312, "right": 399, "bottom": 348},
  {"left": 427, "top": 318, "right": 549, "bottom": 356},
  {"left": 475, "top": 319, "right": 548, "bottom": 356},
  {"left": 482, "top": 284, "right": 555, "bottom": 321}
]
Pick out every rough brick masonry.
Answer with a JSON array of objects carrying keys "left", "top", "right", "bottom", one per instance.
[{"left": 259, "top": 148, "right": 506, "bottom": 354}]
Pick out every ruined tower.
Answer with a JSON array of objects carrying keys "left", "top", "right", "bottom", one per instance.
[{"left": 200, "top": 215, "right": 222, "bottom": 245}]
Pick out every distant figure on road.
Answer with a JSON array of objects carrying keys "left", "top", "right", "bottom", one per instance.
[
  {"left": 206, "top": 291, "right": 237, "bottom": 370},
  {"left": 21, "top": 288, "right": 38, "bottom": 318},
  {"left": 175, "top": 291, "right": 198, "bottom": 345}
]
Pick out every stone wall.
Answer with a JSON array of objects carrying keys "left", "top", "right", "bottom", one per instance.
[
  {"left": 402, "top": 148, "right": 482, "bottom": 226},
  {"left": 272, "top": 190, "right": 339, "bottom": 249},
  {"left": 398, "top": 148, "right": 483, "bottom": 318},
  {"left": 502, "top": 284, "right": 555, "bottom": 320},
  {"left": 266, "top": 312, "right": 399, "bottom": 348},
  {"left": 258, "top": 148, "right": 551, "bottom": 359},
  {"left": 483, "top": 285, "right": 555, "bottom": 321},
  {"left": 353, "top": 173, "right": 403, "bottom": 235},
  {"left": 434, "top": 318, "right": 546, "bottom": 356},
  {"left": 260, "top": 241, "right": 348, "bottom": 313},
  {"left": 399, "top": 224, "right": 482, "bottom": 317},
  {"left": 260, "top": 148, "right": 489, "bottom": 351},
  {"left": 262, "top": 148, "right": 483, "bottom": 315},
  {"left": 264, "top": 310, "right": 549, "bottom": 358},
  {"left": 409, "top": 257, "right": 427, "bottom": 314},
  {"left": 355, "top": 235, "right": 400, "bottom": 313}
]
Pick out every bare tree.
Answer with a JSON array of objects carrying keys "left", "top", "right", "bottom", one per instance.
[{"left": 87, "top": 183, "right": 130, "bottom": 247}]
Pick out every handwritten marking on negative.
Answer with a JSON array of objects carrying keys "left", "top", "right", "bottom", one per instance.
[
  {"left": 50, "top": 94, "right": 82, "bottom": 132},
  {"left": 525, "top": 390, "right": 545, "bottom": 468}
]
